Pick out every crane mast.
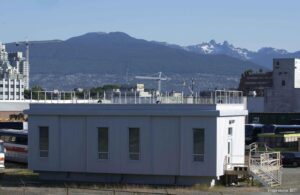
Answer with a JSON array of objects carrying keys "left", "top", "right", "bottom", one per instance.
[{"left": 14, "top": 40, "right": 30, "bottom": 89}]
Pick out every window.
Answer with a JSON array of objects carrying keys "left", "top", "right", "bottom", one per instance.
[
  {"left": 227, "top": 141, "right": 232, "bottom": 163},
  {"left": 228, "top": 127, "right": 233, "bottom": 136},
  {"left": 98, "top": 127, "right": 109, "bottom": 159},
  {"left": 0, "top": 143, "right": 3, "bottom": 153},
  {"left": 193, "top": 128, "right": 204, "bottom": 162},
  {"left": 39, "top": 126, "right": 49, "bottom": 157},
  {"left": 129, "top": 128, "right": 140, "bottom": 160},
  {"left": 227, "top": 141, "right": 231, "bottom": 154},
  {"left": 282, "top": 80, "right": 285, "bottom": 86}
]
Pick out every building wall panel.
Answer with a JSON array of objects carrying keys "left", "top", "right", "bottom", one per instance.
[
  {"left": 28, "top": 116, "right": 60, "bottom": 171},
  {"left": 60, "top": 117, "right": 86, "bottom": 172},
  {"left": 151, "top": 117, "right": 180, "bottom": 175},
  {"left": 179, "top": 117, "right": 217, "bottom": 176}
]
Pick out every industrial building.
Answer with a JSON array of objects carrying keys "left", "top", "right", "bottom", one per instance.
[
  {"left": 239, "top": 58, "right": 300, "bottom": 114},
  {"left": 25, "top": 92, "right": 248, "bottom": 186},
  {"left": 238, "top": 70, "right": 272, "bottom": 97},
  {"left": 265, "top": 58, "right": 300, "bottom": 112}
]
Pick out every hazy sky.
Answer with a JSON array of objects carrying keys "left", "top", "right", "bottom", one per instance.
[{"left": 0, "top": 0, "right": 299, "bottom": 51}]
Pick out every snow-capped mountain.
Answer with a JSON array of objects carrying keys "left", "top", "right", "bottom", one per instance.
[
  {"left": 185, "top": 40, "right": 254, "bottom": 61},
  {"left": 182, "top": 40, "right": 300, "bottom": 69}
]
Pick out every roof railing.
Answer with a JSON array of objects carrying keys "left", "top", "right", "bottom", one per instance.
[{"left": 2, "top": 90, "right": 244, "bottom": 105}]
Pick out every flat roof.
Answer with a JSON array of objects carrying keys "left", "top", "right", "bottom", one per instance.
[{"left": 25, "top": 104, "right": 247, "bottom": 117}]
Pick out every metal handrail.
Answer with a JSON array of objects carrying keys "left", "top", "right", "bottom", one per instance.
[
  {"left": 250, "top": 160, "right": 281, "bottom": 185},
  {"left": 248, "top": 143, "right": 282, "bottom": 186}
]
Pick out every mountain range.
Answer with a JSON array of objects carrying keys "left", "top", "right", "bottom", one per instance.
[
  {"left": 4, "top": 32, "right": 299, "bottom": 90},
  {"left": 183, "top": 40, "right": 300, "bottom": 69}
]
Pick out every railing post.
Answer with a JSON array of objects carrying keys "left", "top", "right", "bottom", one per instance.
[
  {"left": 125, "top": 92, "right": 127, "bottom": 104},
  {"left": 214, "top": 91, "right": 216, "bottom": 104}
]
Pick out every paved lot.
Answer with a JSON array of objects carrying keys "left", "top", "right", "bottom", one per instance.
[{"left": 280, "top": 167, "right": 300, "bottom": 190}]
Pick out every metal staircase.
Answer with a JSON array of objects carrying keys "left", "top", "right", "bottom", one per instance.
[{"left": 248, "top": 143, "right": 282, "bottom": 187}]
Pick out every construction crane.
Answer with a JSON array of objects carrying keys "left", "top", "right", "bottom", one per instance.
[
  {"left": 13, "top": 39, "right": 30, "bottom": 89},
  {"left": 135, "top": 72, "right": 170, "bottom": 95},
  {"left": 14, "top": 39, "right": 30, "bottom": 64}
]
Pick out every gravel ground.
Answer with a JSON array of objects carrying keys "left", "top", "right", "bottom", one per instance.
[{"left": 1, "top": 163, "right": 299, "bottom": 194}]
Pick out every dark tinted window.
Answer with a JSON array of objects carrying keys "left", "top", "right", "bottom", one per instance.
[
  {"left": 294, "top": 153, "right": 300, "bottom": 158},
  {"left": 98, "top": 127, "right": 109, "bottom": 159},
  {"left": 282, "top": 153, "right": 295, "bottom": 158},
  {"left": 193, "top": 128, "right": 205, "bottom": 161},
  {"left": 0, "top": 143, "right": 3, "bottom": 153},
  {"left": 39, "top": 126, "right": 49, "bottom": 157},
  {"left": 129, "top": 128, "right": 140, "bottom": 160}
]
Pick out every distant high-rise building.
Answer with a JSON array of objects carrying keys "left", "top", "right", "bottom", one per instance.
[
  {"left": 8, "top": 52, "right": 29, "bottom": 89},
  {"left": 0, "top": 42, "right": 28, "bottom": 100}
]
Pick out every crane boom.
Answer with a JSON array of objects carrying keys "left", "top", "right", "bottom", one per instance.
[
  {"left": 135, "top": 76, "right": 168, "bottom": 80},
  {"left": 135, "top": 72, "right": 170, "bottom": 95}
]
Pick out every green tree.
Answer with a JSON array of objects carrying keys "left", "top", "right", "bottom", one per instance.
[{"left": 24, "top": 86, "right": 45, "bottom": 100}]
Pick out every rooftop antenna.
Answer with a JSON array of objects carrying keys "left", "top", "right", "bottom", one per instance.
[
  {"left": 183, "top": 78, "right": 196, "bottom": 96},
  {"left": 135, "top": 72, "right": 170, "bottom": 95},
  {"left": 125, "top": 68, "right": 129, "bottom": 84}
]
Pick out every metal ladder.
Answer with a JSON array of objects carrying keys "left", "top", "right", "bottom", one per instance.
[{"left": 248, "top": 143, "right": 282, "bottom": 187}]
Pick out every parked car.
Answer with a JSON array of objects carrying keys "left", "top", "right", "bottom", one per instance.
[
  {"left": 0, "top": 140, "right": 5, "bottom": 172},
  {"left": 281, "top": 152, "right": 300, "bottom": 167}
]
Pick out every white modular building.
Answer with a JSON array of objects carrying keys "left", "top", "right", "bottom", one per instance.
[{"left": 26, "top": 96, "right": 247, "bottom": 185}]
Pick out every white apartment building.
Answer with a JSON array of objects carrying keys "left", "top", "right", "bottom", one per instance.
[
  {"left": 0, "top": 42, "right": 29, "bottom": 100},
  {"left": 0, "top": 79, "right": 24, "bottom": 100}
]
